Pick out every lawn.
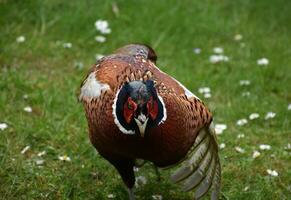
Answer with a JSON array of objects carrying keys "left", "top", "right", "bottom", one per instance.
[{"left": 0, "top": 0, "right": 290, "bottom": 199}]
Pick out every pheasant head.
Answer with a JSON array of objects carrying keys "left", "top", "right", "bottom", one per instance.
[{"left": 113, "top": 80, "right": 166, "bottom": 137}]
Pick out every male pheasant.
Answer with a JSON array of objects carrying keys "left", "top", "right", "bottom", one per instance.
[{"left": 79, "top": 44, "right": 221, "bottom": 199}]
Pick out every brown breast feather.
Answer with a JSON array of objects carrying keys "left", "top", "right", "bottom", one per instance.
[{"left": 81, "top": 54, "right": 212, "bottom": 160}]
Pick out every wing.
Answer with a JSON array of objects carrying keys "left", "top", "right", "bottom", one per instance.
[{"left": 170, "top": 122, "right": 221, "bottom": 200}]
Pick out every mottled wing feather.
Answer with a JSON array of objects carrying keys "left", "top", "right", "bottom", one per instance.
[{"left": 170, "top": 125, "right": 221, "bottom": 200}]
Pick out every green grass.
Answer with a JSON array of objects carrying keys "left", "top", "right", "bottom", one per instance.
[{"left": 1, "top": 0, "right": 291, "bottom": 199}]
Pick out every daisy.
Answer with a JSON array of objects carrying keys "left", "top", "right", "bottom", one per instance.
[
  {"left": 24, "top": 106, "right": 32, "bottom": 113},
  {"left": 23, "top": 94, "right": 29, "bottom": 99},
  {"left": 265, "top": 112, "right": 276, "bottom": 120},
  {"left": 219, "top": 143, "right": 226, "bottom": 149},
  {"left": 239, "top": 80, "right": 251, "bottom": 86},
  {"left": 193, "top": 48, "right": 201, "bottom": 54},
  {"left": 16, "top": 36, "right": 26, "bottom": 43},
  {"left": 198, "top": 87, "right": 211, "bottom": 94},
  {"left": 257, "top": 58, "right": 269, "bottom": 66},
  {"left": 266, "top": 169, "right": 278, "bottom": 177},
  {"left": 213, "top": 47, "right": 224, "bottom": 54},
  {"left": 235, "top": 146, "right": 245, "bottom": 153},
  {"left": 0, "top": 123, "right": 8, "bottom": 131},
  {"left": 35, "top": 159, "right": 45, "bottom": 165},
  {"left": 95, "top": 20, "right": 111, "bottom": 34},
  {"left": 204, "top": 93, "right": 211, "bottom": 98},
  {"left": 37, "top": 151, "right": 46, "bottom": 157},
  {"left": 236, "top": 119, "right": 248, "bottom": 126},
  {"left": 259, "top": 144, "right": 271, "bottom": 150},
  {"left": 107, "top": 194, "right": 115, "bottom": 199},
  {"left": 58, "top": 155, "right": 71, "bottom": 161},
  {"left": 21, "top": 145, "right": 30, "bottom": 154},
  {"left": 242, "top": 91, "right": 250, "bottom": 97},
  {"left": 234, "top": 34, "right": 243, "bottom": 41},
  {"left": 95, "top": 35, "right": 106, "bottom": 43},
  {"left": 209, "top": 55, "right": 229, "bottom": 63},
  {"left": 63, "top": 42, "right": 72, "bottom": 48},
  {"left": 252, "top": 150, "right": 261, "bottom": 158},
  {"left": 249, "top": 113, "right": 259, "bottom": 120},
  {"left": 214, "top": 124, "right": 227, "bottom": 135}
]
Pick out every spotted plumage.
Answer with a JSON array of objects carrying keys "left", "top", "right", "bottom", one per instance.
[{"left": 79, "top": 44, "right": 221, "bottom": 199}]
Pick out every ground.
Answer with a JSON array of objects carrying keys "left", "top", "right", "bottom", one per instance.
[{"left": 0, "top": 0, "right": 290, "bottom": 199}]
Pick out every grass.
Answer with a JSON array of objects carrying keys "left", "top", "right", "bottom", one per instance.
[{"left": 0, "top": 0, "right": 291, "bottom": 199}]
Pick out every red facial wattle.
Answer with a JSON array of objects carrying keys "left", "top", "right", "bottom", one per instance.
[
  {"left": 123, "top": 97, "right": 137, "bottom": 123},
  {"left": 147, "top": 97, "right": 158, "bottom": 120}
]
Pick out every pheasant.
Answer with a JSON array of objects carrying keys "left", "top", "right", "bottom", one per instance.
[{"left": 79, "top": 44, "right": 221, "bottom": 199}]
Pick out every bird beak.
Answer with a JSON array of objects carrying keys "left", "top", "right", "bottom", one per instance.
[{"left": 134, "top": 117, "right": 149, "bottom": 137}]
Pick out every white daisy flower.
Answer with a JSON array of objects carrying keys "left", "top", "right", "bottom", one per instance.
[
  {"left": 95, "top": 20, "right": 111, "bottom": 34},
  {"left": 242, "top": 91, "right": 250, "bottom": 97},
  {"left": 58, "top": 155, "right": 71, "bottom": 162},
  {"left": 219, "top": 143, "right": 226, "bottom": 149},
  {"left": 35, "top": 159, "right": 45, "bottom": 165},
  {"left": 193, "top": 48, "right": 201, "bottom": 54},
  {"left": 243, "top": 186, "right": 249, "bottom": 192},
  {"left": 63, "top": 42, "right": 72, "bottom": 48},
  {"left": 209, "top": 55, "right": 229, "bottom": 63},
  {"left": 0, "top": 123, "right": 8, "bottom": 131},
  {"left": 198, "top": 87, "right": 211, "bottom": 94},
  {"left": 204, "top": 93, "right": 211, "bottom": 98},
  {"left": 239, "top": 80, "right": 251, "bottom": 86},
  {"left": 152, "top": 194, "right": 163, "bottom": 200},
  {"left": 234, "top": 34, "right": 243, "bottom": 41},
  {"left": 16, "top": 36, "right": 26, "bottom": 43},
  {"left": 236, "top": 119, "right": 248, "bottom": 126},
  {"left": 235, "top": 146, "right": 245, "bottom": 153},
  {"left": 259, "top": 144, "right": 271, "bottom": 150},
  {"left": 24, "top": 106, "right": 32, "bottom": 113},
  {"left": 249, "top": 113, "right": 259, "bottom": 120},
  {"left": 213, "top": 47, "right": 224, "bottom": 54},
  {"left": 21, "top": 145, "right": 30, "bottom": 154},
  {"left": 257, "top": 58, "right": 269, "bottom": 66},
  {"left": 284, "top": 143, "right": 291, "bottom": 150},
  {"left": 214, "top": 124, "right": 227, "bottom": 135},
  {"left": 252, "top": 150, "right": 261, "bottom": 158},
  {"left": 23, "top": 94, "right": 29, "bottom": 99},
  {"left": 266, "top": 169, "right": 278, "bottom": 177},
  {"left": 265, "top": 112, "right": 276, "bottom": 120},
  {"left": 95, "top": 35, "right": 106, "bottom": 43},
  {"left": 133, "top": 166, "right": 139, "bottom": 172},
  {"left": 197, "top": 87, "right": 212, "bottom": 99},
  {"left": 287, "top": 104, "right": 291, "bottom": 110},
  {"left": 107, "top": 194, "right": 115, "bottom": 199},
  {"left": 237, "top": 134, "right": 245, "bottom": 139},
  {"left": 37, "top": 151, "right": 46, "bottom": 157}
]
